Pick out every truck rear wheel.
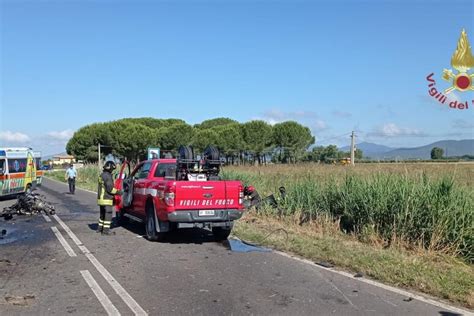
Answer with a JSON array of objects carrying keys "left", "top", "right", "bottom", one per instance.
[
  {"left": 212, "top": 227, "right": 232, "bottom": 241},
  {"left": 145, "top": 207, "right": 165, "bottom": 242}
]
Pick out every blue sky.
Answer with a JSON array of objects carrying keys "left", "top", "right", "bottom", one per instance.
[{"left": 1, "top": 0, "right": 473, "bottom": 155}]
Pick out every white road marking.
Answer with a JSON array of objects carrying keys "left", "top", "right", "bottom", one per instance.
[
  {"left": 52, "top": 214, "right": 147, "bottom": 316},
  {"left": 274, "top": 251, "right": 473, "bottom": 316},
  {"left": 367, "top": 291, "right": 398, "bottom": 307},
  {"left": 42, "top": 214, "right": 52, "bottom": 222},
  {"left": 50, "top": 226, "right": 76, "bottom": 257},
  {"left": 321, "top": 275, "right": 357, "bottom": 309},
  {"left": 80, "top": 270, "right": 121, "bottom": 316}
]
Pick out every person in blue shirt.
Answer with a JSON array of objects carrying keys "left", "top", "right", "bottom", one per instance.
[{"left": 65, "top": 164, "right": 77, "bottom": 194}]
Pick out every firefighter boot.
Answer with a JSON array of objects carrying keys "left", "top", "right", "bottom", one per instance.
[
  {"left": 102, "top": 228, "right": 115, "bottom": 236},
  {"left": 96, "top": 220, "right": 104, "bottom": 233}
]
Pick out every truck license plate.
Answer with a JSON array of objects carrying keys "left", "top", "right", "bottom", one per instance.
[{"left": 198, "top": 210, "right": 215, "bottom": 216}]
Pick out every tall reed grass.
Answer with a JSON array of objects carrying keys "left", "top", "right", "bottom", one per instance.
[
  {"left": 47, "top": 164, "right": 101, "bottom": 192},
  {"left": 222, "top": 163, "right": 474, "bottom": 262}
]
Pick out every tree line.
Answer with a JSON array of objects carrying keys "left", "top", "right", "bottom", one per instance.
[
  {"left": 303, "top": 145, "right": 363, "bottom": 163},
  {"left": 66, "top": 117, "right": 357, "bottom": 164}
]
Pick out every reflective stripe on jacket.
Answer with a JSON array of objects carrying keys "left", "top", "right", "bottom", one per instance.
[{"left": 97, "top": 171, "right": 118, "bottom": 206}]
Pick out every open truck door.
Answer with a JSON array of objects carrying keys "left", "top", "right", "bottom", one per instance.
[{"left": 114, "top": 161, "right": 133, "bottom": 210}]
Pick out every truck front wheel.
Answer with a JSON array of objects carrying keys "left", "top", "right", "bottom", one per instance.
[
  {"left": 212, "top": 227, "right": 232, "bottom": 241},
  {"left": 145, "top": 207, "right": 165, "bottom": 242}
]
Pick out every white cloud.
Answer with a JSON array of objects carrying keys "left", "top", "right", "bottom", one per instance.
[
  {"left": 313, "top": 119, "right": 327, "bottom": 131},
  {"left": 376, "top": 104, "right": 397, "bottom": 117},
  {"left": 368, "top": 123, "right": 426, "bottom": 138},
  {"left": 258, "top": 108, "right": 327, "bottom": 129},
  {"left": 419, "top": 91, "right": 466, "bottom": 112},
  {"left": 47, "top": 129, "right": 75, "bottom": 140},
  {"left": 265, "top": 119, "right": 280, "bottom": 126},
  {"left": 332, "top": 110, "right": 352, "bottom": 118},
  {"left": 451, "top": 119, "right": 474, "bottom": 129},
  {"left": 261, "top": 109, "right": 319, "bottom": 122},
  {"left": 0, "top": 130, "right": 73, "bottom": 155},
  {"left": 0, "top": 131, "right": 31, "bottom": 143},
  {"left": 262, "top": 109, "right": 285, "bottom": 121}
]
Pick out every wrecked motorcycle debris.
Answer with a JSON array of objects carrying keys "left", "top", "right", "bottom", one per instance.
[
  {"left": 244, "top": 186, "right": 286, "bottom": 212},
  {"left": 1, "top": 192, "right": 55, "bottom": 220}
]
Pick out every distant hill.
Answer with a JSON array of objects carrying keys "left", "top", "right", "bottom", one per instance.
[
  {"left": 340, "top": 142, "right": 394, "bottom": 157},
  {"left": 382, "top": 139, "right": 474, "bottom": 159},
  {"left": 341, "top": 139, "right": 474, "bottom": 159}
]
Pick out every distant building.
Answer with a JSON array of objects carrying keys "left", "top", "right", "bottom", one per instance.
[{"left": 52, "top": 154, "right": 75, "bottom": 165}]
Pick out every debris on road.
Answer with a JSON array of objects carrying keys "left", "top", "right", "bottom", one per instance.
[
  {"left": 1, "top": 192, "right": 55, "bottom": 220},
  {"left": 244, "top": 186, "right": 286, "bottom": 214},
  {"left": 315, "top": 261, "right": 335, "bottom": 268},
  {"left": 4, "top": 294, "right": 36, "bottom": 306}
]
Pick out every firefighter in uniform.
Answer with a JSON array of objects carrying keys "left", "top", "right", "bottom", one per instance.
[{"left": 97, "top": 161, "right": 122, "bottom": 235}]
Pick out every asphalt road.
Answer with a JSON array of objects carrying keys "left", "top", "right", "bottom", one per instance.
[{"left": 0, "top": 178, "right": 471, "bottom": 316}]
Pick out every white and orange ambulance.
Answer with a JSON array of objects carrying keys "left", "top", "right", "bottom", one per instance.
[{"left": 0, "top": 147, "right": 43, "bottom": 196}]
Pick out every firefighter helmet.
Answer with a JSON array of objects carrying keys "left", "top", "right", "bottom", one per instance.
[{"left": 103, "top": 161, "right": 116, "bottom": 171}]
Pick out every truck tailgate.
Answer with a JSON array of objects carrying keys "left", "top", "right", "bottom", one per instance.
[{"left": 174, "top": 181, "right": 241, "bottom": 210}]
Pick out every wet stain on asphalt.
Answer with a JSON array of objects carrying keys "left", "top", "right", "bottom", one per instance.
[
  {"left": 0, "top": 217, "right": 53, "bottom": 246},
  {"left": 0, "top": 227, "right": 27, "bottom": 245}
]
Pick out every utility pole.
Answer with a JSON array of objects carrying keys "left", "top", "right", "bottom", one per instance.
[
  {"left": 350, "top": 131, "right": 355, "bottom": 166},
  {"left": 98, "top": 143, "right": 102, "bottom": 171}
]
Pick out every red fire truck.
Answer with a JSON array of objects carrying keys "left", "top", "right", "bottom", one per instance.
[{"left": 114, "top": 146, "right": 245, "bottom": 241}]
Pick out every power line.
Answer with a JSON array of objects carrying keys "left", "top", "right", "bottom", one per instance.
[{"left": 314, "top": 132, "right": 352, "bottom": 144}]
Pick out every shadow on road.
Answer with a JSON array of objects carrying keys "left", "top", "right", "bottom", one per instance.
[
  {"left": 87, "top": 223, "right": 99, "bottom": 231},
  {"left": 0, "top": 195, "right": 20, "bottom": 202},
  {"left": 438, "top": 312, "right": 462, "bottom": 316},
  {"left": 166, "top": 228, "right": 220, "bottom": 245},
  {"left": 115, "top": 219, "right": 228, "bottom": 246}
]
